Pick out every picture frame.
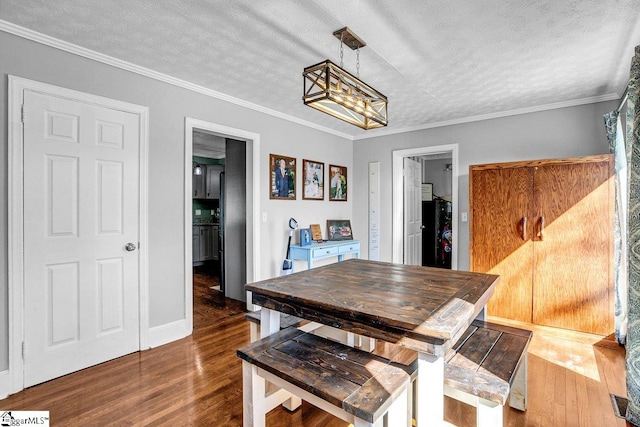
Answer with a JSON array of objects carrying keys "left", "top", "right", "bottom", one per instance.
[
  {"left": 299, "top": 228, "right": 312, "bottom": 246},
  {"left": 422, "top": 183, "right": 433, "bottom": 201},
  {"left": 310, "top": 224, "right": 323, "bottom": 241},
  {"left": 327, "top": 219, "right": 353, "bottom": 241},
  {"left": 270, "top": 154, "right": 296, "bottom": 200},
  {"left": 302, "top": 159, "right": 324, "bottom": 200},
  {"left": 329, "top": 164, "right": 347, "bottom": 201}
]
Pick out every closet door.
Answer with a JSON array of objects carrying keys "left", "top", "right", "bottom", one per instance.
[
  {"left": 470, "top": 165, "right": 534, "bottom": 322},
  {"left": 532, "top": 157, "right": 614, "bottom": 334}
]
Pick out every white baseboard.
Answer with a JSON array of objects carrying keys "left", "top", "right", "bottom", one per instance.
[
  {"left": 147, "top": 319, "right": 190, "bottom": 348},
  {"left": 0, "top": 370, "right": 10, "bottom": 400}
]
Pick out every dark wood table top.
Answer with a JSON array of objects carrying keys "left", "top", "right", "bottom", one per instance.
[{"left": 246, "top": 259, "right": 499, "bottom": 354}]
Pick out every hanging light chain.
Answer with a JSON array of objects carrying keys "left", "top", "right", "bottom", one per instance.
[
  {"left": 356, "top": 47, "right": 360, "bottom": 78},
  {"left": 339, "top": 32, "right": 344, "bottom": 69}
]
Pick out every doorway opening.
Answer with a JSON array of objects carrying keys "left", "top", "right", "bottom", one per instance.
[
  {"left": 191, "top": 131, "right": 227, "bottom": 323},
  {"left": 392, "top": 144, "right": 459, "bottom": 269},
  {"left": 184, "top": 118, "right": 261, "bottom": 333}
]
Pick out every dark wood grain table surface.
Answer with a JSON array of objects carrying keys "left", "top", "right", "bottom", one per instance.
[{"left": 245, "top": 258, "right": 500, "bottom": 426}]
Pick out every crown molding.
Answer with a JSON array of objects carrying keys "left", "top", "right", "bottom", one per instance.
[
  {"left": 0, "top": 20, "right": 353, "bottom": 141},
  {"left": 354, "top": 93, "right": 622, "bottom": 140}
]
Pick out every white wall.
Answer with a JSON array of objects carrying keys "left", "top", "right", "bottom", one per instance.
[
  {"left": 0, "top": 32, "right": 352, "bottom": 372},
  {"left": 352, "top": 100, "right": 618, "bottom": 271}
]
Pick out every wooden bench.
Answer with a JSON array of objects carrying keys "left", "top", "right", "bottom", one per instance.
[
  {"left": 245, "top": 310, "right": 376, "bottom": 351},
  {"left": 245, "top": 311, "right": 307, "bottom": 341},
  {"left": 237, "top": 326, "right": 417, "bottom": 427},
  {"left": 443, "top": 320, "right": 532, "bottom": 427}
]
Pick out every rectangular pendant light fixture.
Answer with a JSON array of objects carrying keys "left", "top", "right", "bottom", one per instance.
[{"left": 302, "top": 28, "right": 388, "bottom": 130}]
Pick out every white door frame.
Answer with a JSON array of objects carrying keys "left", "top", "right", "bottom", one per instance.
[
  {"left": 392, "top": 144, "right": 459, "bottom": 269},
  {"left": 184, "top": 118, "right": 261, "bottom": 332},
  {"left": 6, "top": 76, "right": 149, "bottom": 396}
]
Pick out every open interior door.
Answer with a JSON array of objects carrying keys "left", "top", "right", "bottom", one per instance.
[{"left": 403, "top": 157, "right": 423, "bottom": 265}]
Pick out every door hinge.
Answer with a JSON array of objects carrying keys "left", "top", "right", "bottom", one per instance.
[
  {"left": 21, "top": 104, "right": 25, "bottom": 123},
  {"left": 22, "top": 342, "right": 25, "bottom": 359}
]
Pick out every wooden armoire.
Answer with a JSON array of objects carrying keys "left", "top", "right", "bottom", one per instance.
[{"left": 470, "top": 155, "right": 614, "bottom": 335}]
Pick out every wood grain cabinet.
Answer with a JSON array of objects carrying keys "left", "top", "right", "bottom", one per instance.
[{"left": 470, "top": 155, "right": 614, "bottom": 335}]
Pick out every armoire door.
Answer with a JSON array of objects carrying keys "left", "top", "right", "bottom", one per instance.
[
  {"left": 470, "top": 165, "right": 535, "bottom": 323},
  {"left": 532, "top": 158, "right": 613, "bottom": 335}
]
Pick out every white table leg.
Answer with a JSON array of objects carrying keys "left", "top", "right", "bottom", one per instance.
[
  {"left": 415, "top": 352, "right": 444, "bottom": 427},
  {"left": 260, "top": 307, "right": 280, "bottom": 338},
  {"left": 258, "top": 307, "right": 302, "bottom": 411}
]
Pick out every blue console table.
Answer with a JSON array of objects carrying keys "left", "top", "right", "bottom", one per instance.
[{"left": 289, "top": 240, "right": 360, "bottom": 271}]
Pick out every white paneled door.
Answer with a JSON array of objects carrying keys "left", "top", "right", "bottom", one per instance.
[
  {"left": 403, "top": 158, "right": 423, "bottom": 265},
  {"left": 22, "top": 90, "right": 141, "bottom": 387}
]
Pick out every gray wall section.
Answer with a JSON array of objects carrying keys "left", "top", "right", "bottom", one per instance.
[
  {"left": 224, "top": 139, "right": 247, "bottom": 301},
  {"left": 352, "top": 100, "right": 618, "bottom": 272},
  {"left": 422, "top": 158, "right": 452, "bottom": 198},
  {"left": 0, "top": 32, "right": 353, "bottom": 372}
]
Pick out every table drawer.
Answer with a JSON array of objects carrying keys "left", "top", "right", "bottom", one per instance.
[
  {"left": 339, "top": 242, "right": 360, "bottom": 254},
  {"left": 312, "top": 246, "right": 340, "bottom": 258}
]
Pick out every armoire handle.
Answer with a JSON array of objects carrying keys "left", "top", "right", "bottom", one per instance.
[
  {"left": 539, "top": 216, "right": 545, "bottom": 240},
  {"left": 521, "top": 216, "right": 527, "bottom": 241}
]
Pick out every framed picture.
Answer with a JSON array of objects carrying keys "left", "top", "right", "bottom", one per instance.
[
  {"left": 422, "top": 183, "right": 433, "bottom": 201},
  {"left": 270, "top": 154, "right": 296, "bottom": 200},
  {"left": 329, "top": 164, "right": 347, "bottom": 201},
  {"left": 299, "top": 228, "right": 312, "bottom": 246},
  {"left": 310, "top": 224, "right": 323, "bottom": 241},
  {"left": 302, "top": 159, "right": 324, "bottom": 200},
  {"left": 327, "top": 219, "right": 353, "bottom": 241}
]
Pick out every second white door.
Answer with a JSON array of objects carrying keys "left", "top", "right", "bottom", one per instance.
[{"left": 403, "top": 157, "right": 423, "bottom": 265}]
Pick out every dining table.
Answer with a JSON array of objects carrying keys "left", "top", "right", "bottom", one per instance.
[{"left": 244, "top": 258, "right": 499, "bottom": 426}]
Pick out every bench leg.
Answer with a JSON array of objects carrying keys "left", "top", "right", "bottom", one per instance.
[
  {"left": 243, "top": 361, "right": 267, "bottom": 427},
  {"left": 384, "top": 387, "right": 410, "bottom": 427},
  {"left": 357, "top": 336, "right": 376, "bottom": 352},
  {"left": 477, "top": 400, "right": 503, "bottom": 427},
  {"left": 282, "top": 394, "right": 302, "bottom": 411},
  {"left": 415, "top": 353, "right": 444, "bottom": 427},
  {"left": 509, "top": 354, "right": 527, "bottom": 411}
]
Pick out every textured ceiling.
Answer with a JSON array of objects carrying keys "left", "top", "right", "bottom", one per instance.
[{"left": 2, "top": 0, "right": 639, "bottom": 138}]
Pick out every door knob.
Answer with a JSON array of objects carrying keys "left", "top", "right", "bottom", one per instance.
[{"left": 125, "top": 243, "right": 137, "bottom": 252}]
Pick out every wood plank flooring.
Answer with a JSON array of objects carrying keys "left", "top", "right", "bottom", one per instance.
[{"left": 1, "top": 293, "right": 631, "bottom": 426}]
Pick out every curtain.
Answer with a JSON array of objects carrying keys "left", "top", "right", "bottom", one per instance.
[
  {"left": 604, "top": 109, "right": 628, "bottom": 345},
  {"left": 627, "top": 44, "right": 640, "bottom": 426}
]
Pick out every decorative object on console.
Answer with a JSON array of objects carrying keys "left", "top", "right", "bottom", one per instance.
[
  {"left": 299, "top": 228, "right": 312, "bottom": 246},
  {"left": 329, "top": 164, "right": 347, "bottom": 201},
  {"left": 303, "top": 27, "right": 387, "bottom": 130},
  {"left": 269, "top": 154, "right": 296, "bottom": 200},
  {"left": 302, "top": 159, "right": 324, "bottom": 200},
  {"left": 310, "top": 224, "right": 323, "bottom": 241},
  {"left": 327, "top": 219, "right": 353, "bottom": 241}
]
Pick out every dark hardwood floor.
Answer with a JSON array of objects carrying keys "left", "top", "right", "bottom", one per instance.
[{"left": 0, "top": 278, "right": 630, "bottom": 426}]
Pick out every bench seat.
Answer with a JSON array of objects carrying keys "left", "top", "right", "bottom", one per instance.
[
  {"left": 443, "top": 320, "right": 532, "bottom": 427},
  {"left": 237, "top": 326, "right": 416, "bottom": 427}
]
